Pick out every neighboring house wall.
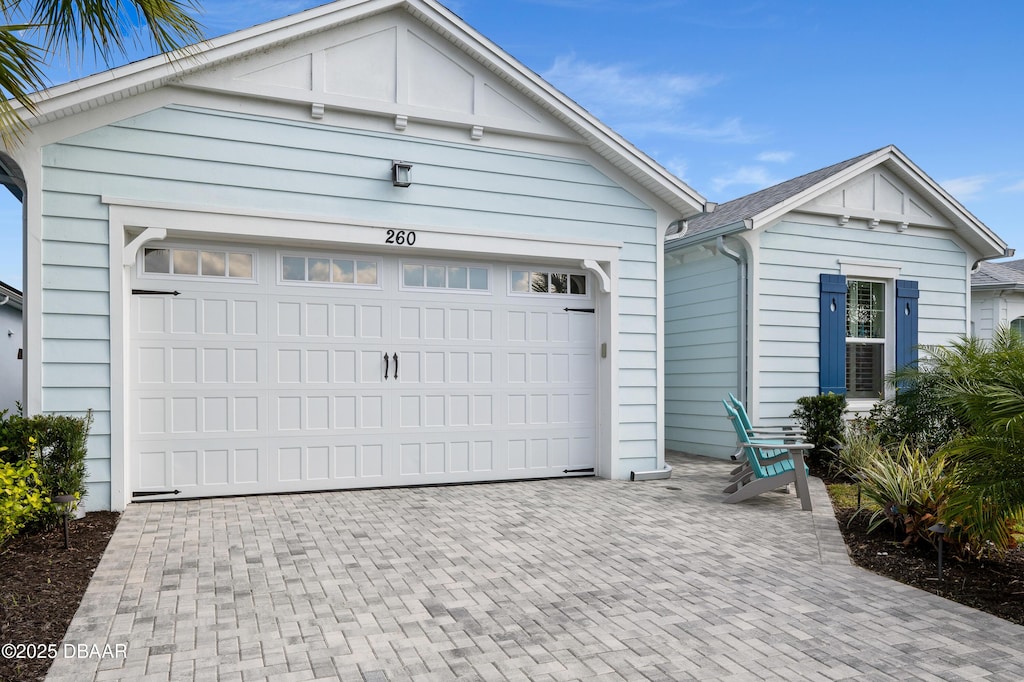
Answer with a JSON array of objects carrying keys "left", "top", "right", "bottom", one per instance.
[
  {"left": 755, "top": 215, "right": 969, "bottom": 422},
  {"left": 971, "top": 290, "right": 1024, "bottom": 340},
  {"left": 40, "top": 104, "right": 666, "bottom": 507},
  {"left": 664, "top": 251, "right": 739, "bottom": 456},
  {"left": 0, "top": 300, "right": 20, "bottom": 413}
]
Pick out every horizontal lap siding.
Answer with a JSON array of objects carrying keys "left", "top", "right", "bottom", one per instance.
[
  {"left": 41, "top": 105, "right": 661, "bottom": 506},
  {"left": 664, "top": 253, "right": 739, "bottom": 457},
  {"left": 758, "top": 219, "right": 967, "bottom": 423}
]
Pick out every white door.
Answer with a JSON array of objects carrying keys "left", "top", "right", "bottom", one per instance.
[{"left": 129, "top": 243, "right": 596, "bottom": 499}]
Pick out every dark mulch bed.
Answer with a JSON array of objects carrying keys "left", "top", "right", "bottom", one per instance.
[
  {"left": 833, "top": 507, "right": 1024, "bottom": 625},
  {"left": 0, "top": 512, "right": 119, "bottom": 682}
]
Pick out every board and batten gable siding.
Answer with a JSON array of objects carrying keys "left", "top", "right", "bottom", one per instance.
[
  {"left": 40, "top": 104, "right": 664, "bottom": 507},
  {"left": 756, "top": 216, "right": 968, "bottom": 423},
  {"left": 664, "top": 252, "right": 739, "bottom": 457}
]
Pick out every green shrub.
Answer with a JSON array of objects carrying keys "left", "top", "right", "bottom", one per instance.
[
  {"left": 858, "top": 441, "right": 953, "bottom": 546},
  {"left": 0, "top": 457, "right": 48, "bottom": 546},
  {"left": 867, "top": 371, "right": 963, "bottom": 455},
  {"left": 791, "top": 392, "right": 847, "bottom": 469},
  {"left": 0, "top": 410, "right": 93, "bottom": 528},
  {"left": 832, "top": 418, "right": 885, "bottom": 481}
]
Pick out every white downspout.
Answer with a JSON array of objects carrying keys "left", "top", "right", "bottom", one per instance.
[{"left": 716, "top": 236, "right": 748, "bottom": 406}]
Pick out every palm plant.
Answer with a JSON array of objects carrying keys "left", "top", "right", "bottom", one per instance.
[
  {"left": 0, "top": 0, "right": 204, "bottom": 144},
  {"left": 905, "top": 328, "right": 1024, "bottom": 552}
]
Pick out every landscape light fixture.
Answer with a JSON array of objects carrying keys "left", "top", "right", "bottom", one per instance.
[
  {"left": 391, "top": 160, "right": 413, "bottom": 187},
  {"left": 53, "top": 494, "right": 76, "bottom": 549},
  {"left": 929, "top": 522, "right": 947, "bottom": 580}
]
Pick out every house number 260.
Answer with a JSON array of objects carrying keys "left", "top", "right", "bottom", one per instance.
[{"left": 385, "top": 229, "right": 416, "bottom": 246}]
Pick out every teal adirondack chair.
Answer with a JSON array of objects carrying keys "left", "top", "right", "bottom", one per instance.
[
  {"left": 727, "top": 393, "right": 804, "bottom": 441},
  {"left": 722, "top": 398, "right": 803, "bottom": 481},
  {"left": 722, "top": 402, "right": 813, "bottom": 511}
]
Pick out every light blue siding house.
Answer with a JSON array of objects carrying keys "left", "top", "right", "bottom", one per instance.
[
  {"left": 971, "top": 260, "right": 1024, "bottom": 339},
  {"left": 0, "top": 280, "right": 21, "bottom": 414},
  {"left": 2, "top": 0, "right": 708, "bottom": 510},
  {"left": 665, "top": 146, "right": 1010, "bottom": 458}
]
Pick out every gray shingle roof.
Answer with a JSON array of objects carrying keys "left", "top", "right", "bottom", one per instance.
[
  {"left": 973, "top": 259, "right": 1024, "bottom": 287},
  {"left": 678, "top": 146, "right": 889, "bottom": 239}
]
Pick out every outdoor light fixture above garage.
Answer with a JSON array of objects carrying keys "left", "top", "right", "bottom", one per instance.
[{"left": 391, "top": 160, "right": 413, "bottom": 187}]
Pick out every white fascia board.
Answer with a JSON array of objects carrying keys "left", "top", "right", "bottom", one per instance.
[
  {"left": 748, "top": 145, "right": 1008, "bottom": 259},
  {"left": 410, "top": 0, "right": 705, "bottom": 215},
  {"left": 14, "top": 0, "right": 706, "bottom": 218},
  {"left": 883, "top": 146, "right": 1008, "bottom": 258}
]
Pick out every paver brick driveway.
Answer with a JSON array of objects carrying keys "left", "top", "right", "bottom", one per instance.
[{"left": 48, "top": 453, "right": 1024, "bottom": 681}]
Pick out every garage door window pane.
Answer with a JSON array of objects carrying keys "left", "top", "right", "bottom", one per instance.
[
  {"left": 309, "top": 258, "right": 331, "bottom": 282},
  {"left": 426, "top": 265, "right": 446, "bottom": 288},
  {"left": 570, "top": 274, "right": 586, "bottom": 295},
  {"left": 144, "top": 248, "right": 170, "bottom": 273},
  {"left": 228, "top": 253, "right": 253, "bottom": 279},
  {"left": 282, "top": 256, "right": 305, "bottom": 281},
  {"left": 333, "top": 260, "right": 354, "bottom": 283},
  {"left": 469, "top": 268, "right": 488, "bottom": 290},
  {"left": 201, "top": 251, "right": 227, "bottom": 276},
  {"left": 531, "top": 272, "right": 549, "bottom": 293},
  {"left": 448, "top": 267, "right": 468, "bottom": 289},
  {"left": 550, "top": 273, "right": 567, "bottom": 294},
  {"left": 404, "top": 264, "right": 424, "bottom": 287},
  {"left": 174, "top": 250, "right": 199, "bottom": 275},
  {"left": 511, "top": 271, "right": 530, "bottom": 292},
  {"left": 356, "top": 261, "right": 378, "bottom": 285}
]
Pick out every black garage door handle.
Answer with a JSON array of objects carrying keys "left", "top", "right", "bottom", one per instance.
[
  {"left": 383, "top": 351, "right": 389, "bottom": 380},
  {"left": 393, "top": 352, "right": 398, "bottom": 380}
]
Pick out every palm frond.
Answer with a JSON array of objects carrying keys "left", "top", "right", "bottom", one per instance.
[{"left": 0, "top": 23, "right": 45, "bottom": 147}]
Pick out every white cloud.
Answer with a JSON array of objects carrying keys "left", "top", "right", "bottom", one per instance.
[
  {"left": 543, "top": 54, "right": 714, "bottom": 114},
  {"left": 541, "top": 55, "right": 755, "bottom": 143},
  {"left": 1001, "top": 179, "right": 1024, "bottom": 193},
  {"left": 661, "top": 157, "right": 689, "bottom": 181},
  {"left": 939, "top": 175, "right": 991, "bottom": 200},
  {"left": 711, "top": 165, "right": 781, "bottom": 194},
  {"left": 756, "top": 150, "right": 793, "bottom": 163}
]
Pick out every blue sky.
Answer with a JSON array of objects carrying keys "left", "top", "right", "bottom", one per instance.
[{"left": 2, "top": 0, "right": 1023, "bottom": 289}]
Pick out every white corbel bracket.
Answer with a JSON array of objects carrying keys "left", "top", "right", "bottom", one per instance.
[
  {"left": 123, "top": 227, "right": 168, "bottom": 266},
  {"left": 582, "top": 259, "right": 611, "bottom": 294}
]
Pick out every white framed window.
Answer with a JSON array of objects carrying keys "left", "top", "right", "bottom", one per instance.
[
  {"left": 278, "top": 253, "right": 381, "bottom": 288},
  {"left": 1011, "top": 317, "right": 1024, "bottom": 336},
  {"left": 141, "top": 246, "right": 256, "bottom": 281},
  {"left": 401, "top": 261, "right": 490, "bottom": 293},
  {"left": 845, "top": 279, "right": 887, "bottom": 399},
  {"left": 509, "top": 269, "right": 588, "bottom": 297}
]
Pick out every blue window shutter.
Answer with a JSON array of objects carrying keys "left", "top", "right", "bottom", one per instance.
[
  {"left": 819, "top": 274, "right": 847, "bottom": 394},
  {"left": 896, "top": 280, "right": 919, "bottom": 370}
]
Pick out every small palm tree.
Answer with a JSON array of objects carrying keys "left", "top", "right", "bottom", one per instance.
[
  {"left": 0, "top": 0, "right": 204, "bottom": 144},
  {"left": 928, "top": 329, "right": 1024, "bottom": 550}
]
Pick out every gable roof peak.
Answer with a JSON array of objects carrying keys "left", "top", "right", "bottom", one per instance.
[
  {"left": 11, "top": 0, "right": 706, "bottom": 216},
  {"left": 670, "top": 144, "right": 1006, "bottom": 260}
]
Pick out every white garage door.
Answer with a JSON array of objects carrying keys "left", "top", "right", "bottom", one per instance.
[{"left": 130, "top": 243, "right": 596, "bottom": 499}]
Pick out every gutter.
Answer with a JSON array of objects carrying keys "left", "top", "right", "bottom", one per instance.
[{"left": 665, "top": 219, "right": 747, "bottom": 252}]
